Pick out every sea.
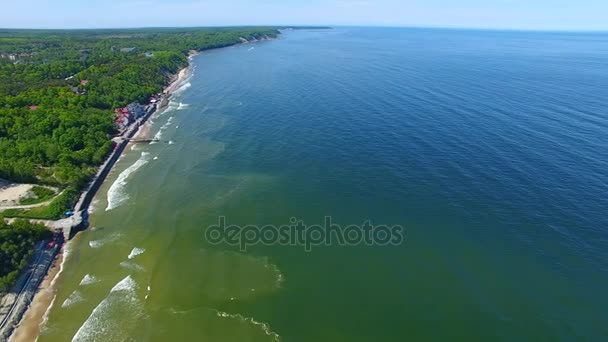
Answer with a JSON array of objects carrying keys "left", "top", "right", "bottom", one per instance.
[{"left": 37, "top": 27, "right": 608, "bottom": 341}]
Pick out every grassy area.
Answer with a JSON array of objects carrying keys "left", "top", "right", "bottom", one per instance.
[
  {"left": 18, "top": 186, "right": 57, "bottom": 205},
  {"left": 3, "top": 187, "right": 79, "bottom": 220}
]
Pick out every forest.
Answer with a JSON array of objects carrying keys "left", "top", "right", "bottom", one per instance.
[
  {"left": 0, "top": 27, "right": 280, "bottom": 206},
  {"left": 0, "top": 216, "right": 52, "bottom": 291}
]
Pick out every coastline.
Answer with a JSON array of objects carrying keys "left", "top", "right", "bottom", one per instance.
[
  {"left": 6, "top": 53, "right": 197, "bottom": 342},
  {"left": 5, "top": 35, "right": 278, "bottom": 341}
]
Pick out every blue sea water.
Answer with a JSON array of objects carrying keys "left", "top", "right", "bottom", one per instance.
[{"left": 40, "top": 27, "right": 608, "bottom": 341}]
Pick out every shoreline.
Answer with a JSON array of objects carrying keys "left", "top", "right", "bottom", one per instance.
[
  {"left": 6, "top": 53, "right": 197, "bottom": 342},
  {"left": 6, "top": 36, "right": 276, "bottom": 341}
]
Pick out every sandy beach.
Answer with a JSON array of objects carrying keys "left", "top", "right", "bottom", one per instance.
[
  {"left": 0, "top": 180, "right": 33, "bottom": 207},
  {"left": 8, "top": 247, "right": 65, "bottom": 342},
  {"left": 6, "top": 54, "right": 196, "bottom": 342},
  {"left": 132, "top": 51, "right": 196, "bottom": 141}
]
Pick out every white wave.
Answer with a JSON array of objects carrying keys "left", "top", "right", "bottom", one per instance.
[
  {"left": 130, "top": 144, "right": 138, "bottom": 151},
  {"left": 88, "top": 240, "right": 102, "bottom": 248},
  {"left": 88, "top": 198, "right": 99, "bottom": 214},
  {"left": 39, "top": 294, "right": 57, "bottom": 335},
  {"left": 151, "top": 116, "right": 174, "bottom": 143},
  {"left": 50, "top": 241, "right": 71, "bottom": 289},
  {"left": 215, "top": 311, "right": 280, "bottom": 342},
  {"left": 128, "top": 247, "right": 146, "bottom": 260},
  {"left": 88, "top": 232, "right": 122, "bottom": 249},
  {"left": 62, "top": 290, "right": 84, "bottom": 308},
  {"left": 106, "top": 152, "right": 150, "bottom": 211},
  {"left": 119, "top": 261, "right": 145, "bottom": 272},
  {"left": 173, "top": 82, "right": 191, "bottom": 95},
  {"left": 72, "top": 276, "right": 144, "bottom": 342},
  {"left": 153, "top": 156, "right": 159, "bottom": 160},
  {"left": 79, "top": 274, "right": 99, "bottom": 286},
  {"left": 177, "top": 102, "right": 190, "bottom": 110},
  {"left": 175, "top": 125, "right": 179, "bottom": 129},
  {"left": 168, "top": 140, "right": 174, "bottom": 145}
]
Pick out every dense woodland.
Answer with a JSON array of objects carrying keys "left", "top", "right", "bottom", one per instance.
[
  {"left": 0, "top": 216, "right": 51, "bottom": 291},
  {"left": 0, "top": 27, "right": 279, "bottom": 207}
]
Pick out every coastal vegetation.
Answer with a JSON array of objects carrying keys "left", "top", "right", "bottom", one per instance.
[
  {"left": 0, "top": 27, "right": 283, "bottom": 292},
  {"left": 0, "top": 27, "right": 280, "bottom": 219},
  {"left": 18, "top": 186, "right": 57, "bottom": 205},
  {"left": 0, "top": 216, "right": 51, "bottom": 291}
]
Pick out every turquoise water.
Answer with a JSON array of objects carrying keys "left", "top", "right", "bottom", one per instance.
[{"left": 40, "top": 28, "right": 608, "bottom": 341}]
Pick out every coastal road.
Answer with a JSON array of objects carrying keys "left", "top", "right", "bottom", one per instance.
[{"left": 0, "top": 240, "right": 60, "bottom": 340}]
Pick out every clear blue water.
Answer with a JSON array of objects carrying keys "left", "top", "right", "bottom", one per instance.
[{"left": 41, "top": 27, "right": 608, "bottom": 341}]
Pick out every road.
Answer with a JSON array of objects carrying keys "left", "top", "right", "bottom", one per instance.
[{"left": 0, "top": 237, "right": 61, "bottom": 340}]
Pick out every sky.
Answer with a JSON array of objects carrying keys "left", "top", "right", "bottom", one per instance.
[{"left": 2, "top": 0, "right": 607, "bottom": 31}]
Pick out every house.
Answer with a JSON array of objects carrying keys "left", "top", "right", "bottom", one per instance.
[
  {"left": 127, "top": 102, "right": 145, "bottom": 119},
  {"left": 114, "top": 108, "right": 132, "bottom": 132},
  {"left": 80, "top": 80, "right": 89, "bottom": 86},
  {"left": 144, "top": 52, "right": 154, "bottom": 58},
  {"left": 28, "top": 105, "right": 39, "bottom": 110}
]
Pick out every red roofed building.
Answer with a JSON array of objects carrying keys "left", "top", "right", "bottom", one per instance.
[
  {"left": 29, "top": 105, "right": 39, "bottom": 110},
  {"left": 80, "top": 80, "right": 89, "bottom": 86}
]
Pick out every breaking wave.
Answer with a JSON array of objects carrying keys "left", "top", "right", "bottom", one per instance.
[
  {"left": 106, "top": 152, "right": 150, "bottom": 211},
  {"left": 88, "top": 232, "right": 122, "bottom": 249},
  {"left": 71, "top": 276, "right": 145, "bottom": 342},
  {"left": 128, "top": 247, "right": 146, "bottom": 260},
  {"left": 79, "top": 274, "right": 99, "bottom": 286},
  {"left": 177, "top": 102, "right": 190, "bottom": 110},
  {"left": 62, "top": 290, "right": 84, "bottom": 308},
  {"left": 151, "top": 116, "right": 173, "bottom": 143},
  {"left": 173, "top": 82, "right": 191, "bottom": 95},
  {"left": 120, "top": 261, "right": 145, "bottom": 272}
]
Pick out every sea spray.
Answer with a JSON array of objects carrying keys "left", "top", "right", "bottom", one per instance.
[{"left": 106, "top": 152, "right": 150, "bottom": 211}]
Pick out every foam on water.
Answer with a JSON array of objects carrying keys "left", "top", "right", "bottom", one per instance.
[
  {"left": 119, "top": 261, "right": 145, "bottom": 272},
  {"left": 177, "top": 102, "right": 190, "bottom": 110},
  {"left": 79, "top": 274, "right": 99, "bottom": 286},
  {"left": 151, "top": 116, "right": 174, "bottom": 143},
  {"left": 88, "top": 240, "right": 103, "bottom": 248},
  {"left": 88, "top": 232, "right": 122, "bottom": 249},
  {"left": 215, "top": 311, "right": 280, "bottom": 342},
  {"left": 62, "top": 290, "right": 84, "bottom": 308},
  {"left": 39, "top": 294, "right": 57, "bottom": 335},
  {"left": 87, "top": 198, "right": 99, "bottom": 214},
  {"left": 173, "top": 82, "right": 191, "bottom": 95},
  {"left": 71, "top": 276, "right": 144, "bottom": 342},
  {"left": 128, "top": 247, "right": 146, "bottom": 260},
  {"left": 106, "top": 152, "right": 150, "bottom": 211}
]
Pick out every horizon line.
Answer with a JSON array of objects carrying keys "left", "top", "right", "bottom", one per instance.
[{"left": 0, "top": 24, "right": 607, "bottom": 34}]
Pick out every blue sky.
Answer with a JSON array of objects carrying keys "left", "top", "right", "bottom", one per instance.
[{"left": 2, "top": 0, "right": 607, "bottom": 30}]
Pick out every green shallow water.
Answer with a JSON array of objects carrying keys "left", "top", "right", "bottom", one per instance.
[{"left": 39, "top": 28, "right": 608, "bottom": 341}]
